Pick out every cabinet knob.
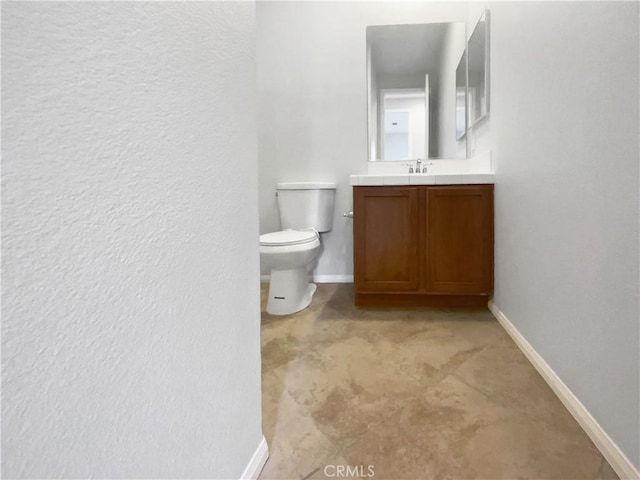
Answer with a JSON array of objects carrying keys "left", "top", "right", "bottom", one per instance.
[{"left": 343, "top": 211, "right": 354, "bottom": 218}]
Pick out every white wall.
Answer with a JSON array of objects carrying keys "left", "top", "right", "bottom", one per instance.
[
  {"left": 2, "top": 2, "right": 263, "bottom": 478},
  {"left": 490, "top": 2, "right": 639, "bottom": 470},
  {"left": 257, "top": 1, "right": 469, "bottom": 278}
]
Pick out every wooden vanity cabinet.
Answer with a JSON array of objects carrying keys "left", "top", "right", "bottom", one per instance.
[
  {"left": 353, "top": 186, "right": 421, "bottom": 292},
  {"left": 353, "top": 184, "right": 493, "bottom": 307}
]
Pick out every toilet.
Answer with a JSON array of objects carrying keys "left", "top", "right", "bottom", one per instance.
[{"left": 260, "top": 182, "right": 336, "bottom": 315}]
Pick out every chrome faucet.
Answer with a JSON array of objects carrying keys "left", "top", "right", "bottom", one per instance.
[
  {"left": 404, "top": 160, "right": 433, "bottom": 174},
  {"left": 417, "top": 159, "right": 433, "bottom": 173}
]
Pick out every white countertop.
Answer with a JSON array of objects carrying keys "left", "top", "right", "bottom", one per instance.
[{"left": 349, "top": 173, "right": 494, "bottom": 186}]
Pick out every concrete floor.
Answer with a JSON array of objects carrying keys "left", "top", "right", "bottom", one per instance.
[{"left": 259, "top": 283, "right": 618, "bottom": 480}]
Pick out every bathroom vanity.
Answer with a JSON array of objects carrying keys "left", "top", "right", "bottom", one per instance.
[
  {"left": 350, "top": 177, "right": 493, "bottom": 307},
  {"left": 357, "top": 9, "right": 493, "bottom": 307}
]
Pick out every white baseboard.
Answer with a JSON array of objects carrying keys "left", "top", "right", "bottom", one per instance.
[
  {"left": 260, "top": 274, "right": 353, "bottom": 283},
  {"left": 488, "top": 301, "right": 640, "bottom": 480},
  {"left": 240, "top": 435, "right": 269, "bottom": 480}
]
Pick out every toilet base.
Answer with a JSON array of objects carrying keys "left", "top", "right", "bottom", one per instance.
[{"left": 266, "top": 267, "right": 317, "bottom": 315}]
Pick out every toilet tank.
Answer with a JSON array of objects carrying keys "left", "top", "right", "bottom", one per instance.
[{"left": 276, "top": 182, "right": 336, "bottom": 232}]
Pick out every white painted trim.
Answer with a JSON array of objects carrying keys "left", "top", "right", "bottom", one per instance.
[
  {"left": 260, "top": 274, "right": 353, "bottom": 284},
  {"left": 488, "top": 301, "right": 640, "bottom": 480},
  {"left": 240, "top": 435, "right": 269, "bottom": 480}
]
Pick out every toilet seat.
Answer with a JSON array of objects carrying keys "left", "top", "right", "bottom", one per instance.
[{"left": 260, "top": 229, "right": 318, "bottom": 247}]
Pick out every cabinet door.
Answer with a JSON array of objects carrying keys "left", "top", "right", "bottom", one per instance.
[
  {"left": 354, "top": 186, "right": 420, "bottom": 292},
  {"left": 426, "top": 185, "right": 493, "bottom": 294}
]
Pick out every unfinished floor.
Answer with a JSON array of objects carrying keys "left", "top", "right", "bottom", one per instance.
[{"left": 259, "top": 283, "right": 618, "bottom": 480}]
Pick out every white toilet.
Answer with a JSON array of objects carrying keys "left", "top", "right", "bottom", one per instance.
[{"left": 260, "top": 182, "right": 336, "bottom": 315}]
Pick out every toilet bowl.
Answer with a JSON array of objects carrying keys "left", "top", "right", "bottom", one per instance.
[
  {"left": 260, "top": 229, "right": 320, "bottom": 315},
  {"left": 260, "top": 182, "right": 336, "bottom": 316}
]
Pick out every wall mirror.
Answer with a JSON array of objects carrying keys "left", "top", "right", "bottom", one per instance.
[
  {"left": 468, "top": 10, "right": 490, "bottom": 126},
  {"left": 367, "top": 23, "right": 467, "bottom": 161}
]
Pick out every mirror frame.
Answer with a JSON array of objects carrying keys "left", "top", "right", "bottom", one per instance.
[{"left": 468, "top": 10, "right": 490, "bottom": 128}]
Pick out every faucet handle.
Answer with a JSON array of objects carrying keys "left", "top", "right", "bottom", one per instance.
[{"left": 422, "top": 161, "right": 434, "bottom": 173}]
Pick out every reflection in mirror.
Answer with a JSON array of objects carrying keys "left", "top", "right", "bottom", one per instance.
[
  {"left": 468, "top": 10, "right": 490, "bottom": 126},
  {"left": 455, "top": 51, "right": 467, "bottom": 140},
  {"left": 382, "top": 89, "right": 426, "bottom": 161},
  {"left": 367, "top": 23, "right": 467, "bottom": 161}
]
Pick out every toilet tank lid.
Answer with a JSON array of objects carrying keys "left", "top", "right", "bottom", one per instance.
[{"left": 277, "top": 182, "right": 336, "bottom": 190}]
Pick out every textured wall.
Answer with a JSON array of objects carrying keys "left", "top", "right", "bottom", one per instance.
[
  {"left": 490, "top": 2, "right": 639, "bottom": 469},
  {"left": 2, "top": 2, "right": 263, "bottom": 478},
  {"left": 256, "top": 1, "right": 470, "bottom": 279}
]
